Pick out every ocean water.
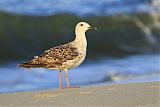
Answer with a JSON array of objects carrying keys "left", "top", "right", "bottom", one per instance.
[
  {"left": 0, "top": 54, "right": 159, "bottom": 93},
  {"left": 0, "top": 0, "right": 159, "bottom": 94},
  {"left": 0, "top": 0, "right": 157, "bottom": 16}
]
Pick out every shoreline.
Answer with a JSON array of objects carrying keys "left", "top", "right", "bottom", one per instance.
[{"left": 0, "top": 82, "right": 159, "bottom": 107}]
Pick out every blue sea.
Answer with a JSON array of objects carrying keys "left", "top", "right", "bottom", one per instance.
[{"left": 0, "top": 54, "right": 159, "bottom": 93}]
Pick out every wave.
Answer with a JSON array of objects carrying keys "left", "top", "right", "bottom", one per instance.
[{"left": 0, "top": 12, "right": 159, "bottom": 63}]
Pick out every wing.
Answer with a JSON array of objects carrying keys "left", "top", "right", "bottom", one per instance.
[
  {"left": 19, "top": 43, "right": 80, "bottom": 68},
  {"left": 39, "top": 43, "right": 79, "bottom": 63}
]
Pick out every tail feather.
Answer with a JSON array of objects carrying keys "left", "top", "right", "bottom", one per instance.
[{"left": 18, "top": 62, "right": 47, "bottom": 68}]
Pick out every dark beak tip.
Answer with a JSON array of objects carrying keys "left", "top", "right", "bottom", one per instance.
[{"left": 89, "top": 26, "right": 97, "bottom": 30}]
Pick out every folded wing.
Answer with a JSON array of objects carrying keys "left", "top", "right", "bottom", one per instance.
[{"left": 18, "top": 43, "right": 79, "bottom": 68}]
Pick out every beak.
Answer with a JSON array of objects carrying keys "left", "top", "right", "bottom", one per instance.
[{"left": 88, "top": 26, "right": 97, "bottom": 30}]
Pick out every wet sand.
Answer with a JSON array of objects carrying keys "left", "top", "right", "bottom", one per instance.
[{"left": 0, "top": 82, "right": 159, "bottom": 107}]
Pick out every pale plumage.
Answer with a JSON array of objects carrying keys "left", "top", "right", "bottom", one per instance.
[{"left": 19, "top": 22, "right": 96, "bottom": 89}]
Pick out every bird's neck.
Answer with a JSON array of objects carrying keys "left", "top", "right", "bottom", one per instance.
[{"left": 74, "top": 31, "right": 87, "bottom": 52}]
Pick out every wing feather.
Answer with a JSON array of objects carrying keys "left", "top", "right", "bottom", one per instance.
[{"left": 19, "top": 43, "right": 79, "bottom": 68}]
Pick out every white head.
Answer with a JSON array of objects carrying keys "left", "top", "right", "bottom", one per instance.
[{"left": 75, "top": 22, "right": 97, "bottom": 33}]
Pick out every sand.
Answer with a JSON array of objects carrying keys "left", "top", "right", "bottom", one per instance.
[{"left": 0, "top": 82, "right": 159, "bottom": 107}]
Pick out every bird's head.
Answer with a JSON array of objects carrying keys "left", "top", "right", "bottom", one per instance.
[{"left": 75, "top": 22, "right": 97, "bottom": 33}]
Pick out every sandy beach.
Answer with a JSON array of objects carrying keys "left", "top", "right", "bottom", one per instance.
[{"left": 0, "top": 82, "right": 159, "bottom": 107}]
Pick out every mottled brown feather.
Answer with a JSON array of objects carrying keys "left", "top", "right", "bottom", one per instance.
[{"left": 19, "top": 43, "right": 80, "bottom": 68}]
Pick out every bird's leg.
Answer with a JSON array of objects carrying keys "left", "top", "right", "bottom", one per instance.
[
  {"left": 64, "top": 70, "right": 80, "bottom": 89},
  {"left": 65, "top": 69, "right": 70, "bottom": 88},
  {"left": 58, "top": 71, "right": 63, "bottom": 89}
]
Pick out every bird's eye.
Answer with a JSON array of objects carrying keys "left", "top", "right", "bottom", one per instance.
[{"left": 80, "top": 24, "right": 83, "bottom": 26}]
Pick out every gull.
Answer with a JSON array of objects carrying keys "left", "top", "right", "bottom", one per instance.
[{"left": 18, "top": 22, "right": 97, "bottom": 89}]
